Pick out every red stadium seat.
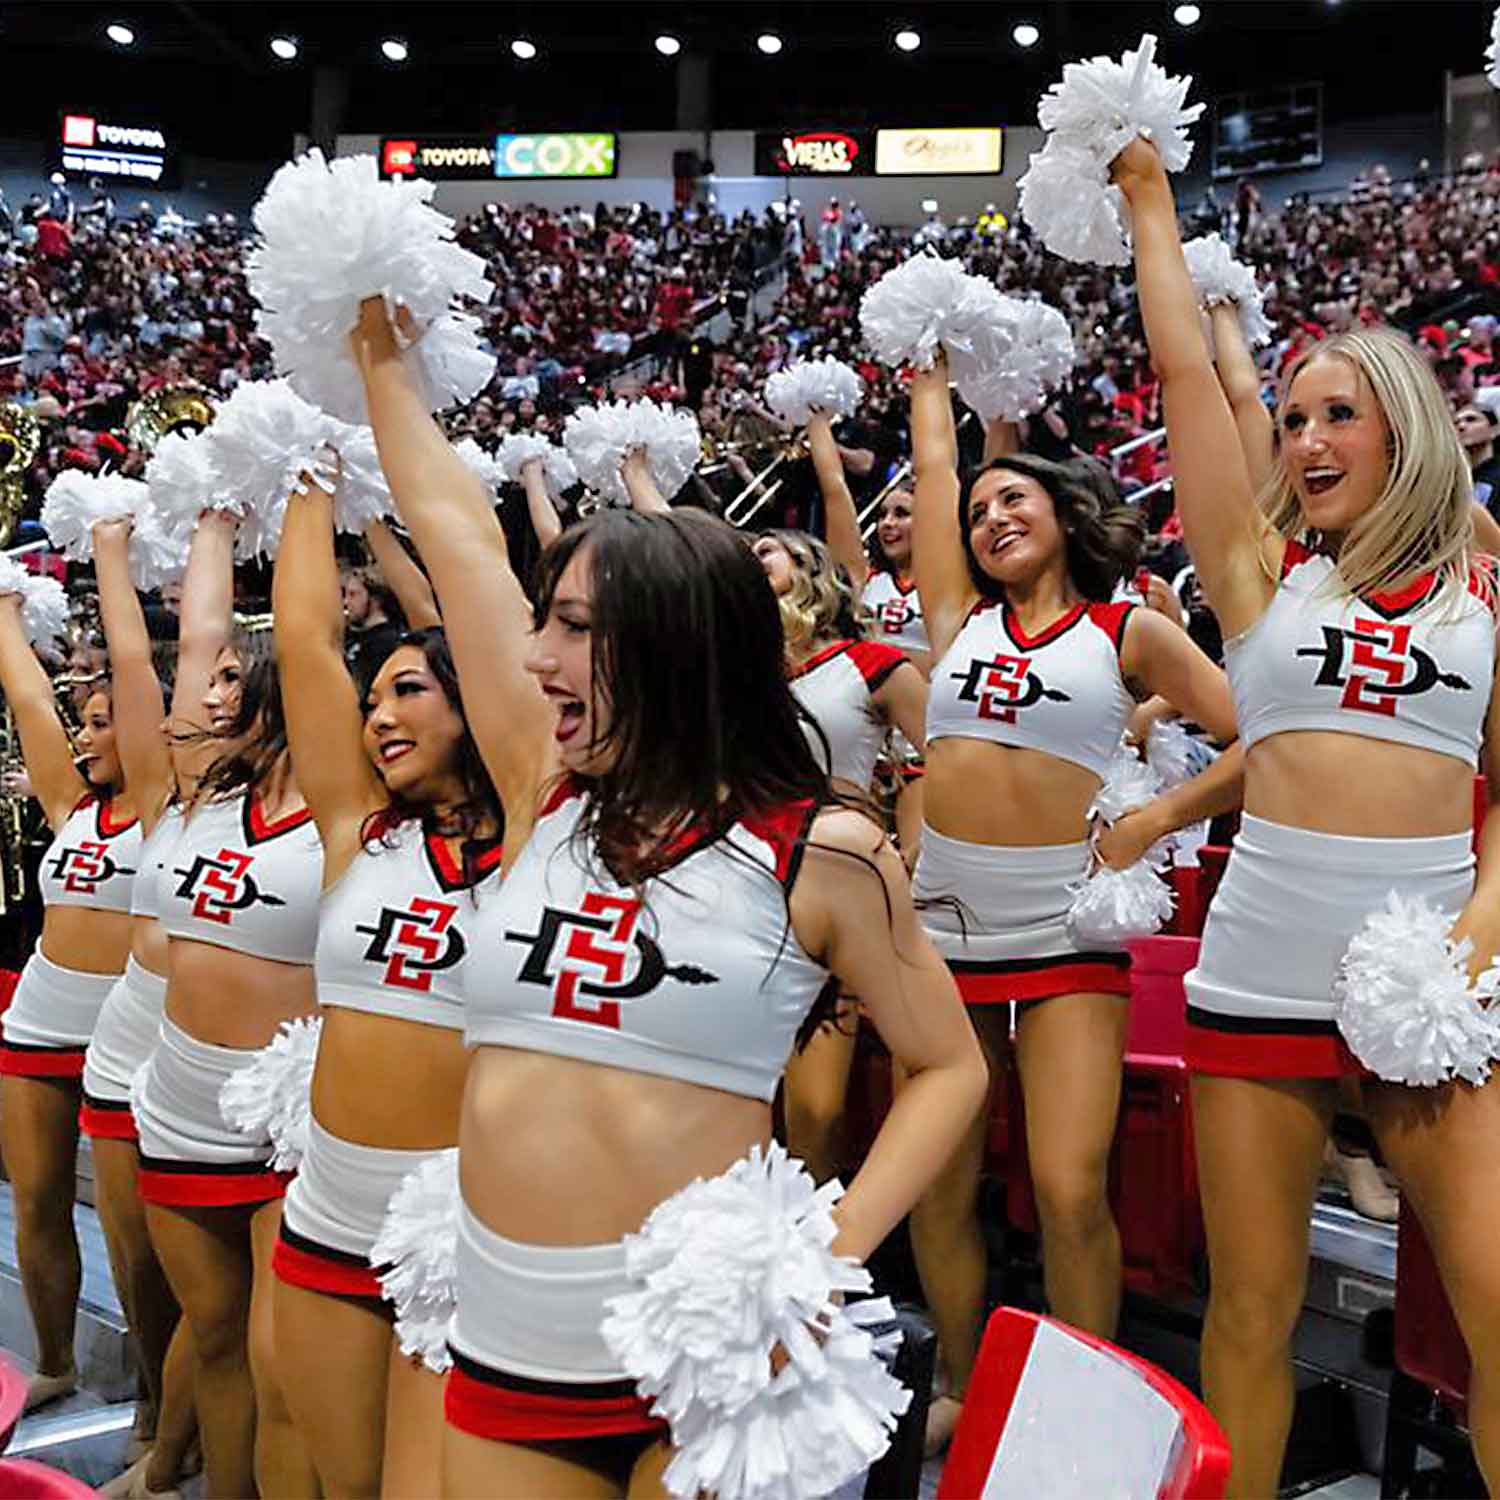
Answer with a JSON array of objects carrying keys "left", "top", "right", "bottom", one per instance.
[
  {"left": 0, "top": 1458, "right": 97, "bottom": 1497},
  {"left": 0, "top": 971, "right": 18, "bottom": 1020},
  {"left": 0, "top": 1353, "right": 27, "bottom": 1453},
  {"left": 937, "top": 1307, "right": 1230, "bottom": 1499}
]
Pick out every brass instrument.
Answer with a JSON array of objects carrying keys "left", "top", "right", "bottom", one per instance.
[
  {"left": 0, "top": 404, "right": 40, "bottom": 549},
  {"left": 723, "top": 434, "right": 810, "bottom": 528},
  {"left": 0, "top": 701, "right": 28, "bottom": 913},
  {"left": 124, "top": 385, "right": 215, "bottom": 455}
]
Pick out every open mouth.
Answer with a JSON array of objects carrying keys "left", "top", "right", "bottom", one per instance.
[
  {"left": 379, "top": 740, "right": 415, "bottom": 765},
  {"left": 555, "top": 700, "right": 585, "bottom": 745},
  {"left": 991, "top": 530, "right": 1023, "bottom": 557},
  {"left": 1303, "top": 467, "right": 1345, "bottom": 497}
]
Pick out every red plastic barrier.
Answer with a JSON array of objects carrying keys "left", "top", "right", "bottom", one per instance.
[
  {"left": 1394, "top": 1201, "right": 1469, "bottom": 1419},
  {"left": 0, "top": 1353, "right": 25, "bottom": 1454},
  {"left": 0, "top": 1458, "right": 97, "bottom": 1497},
  {"left": 0, "top": 970, "right": 18, "bottom": 1020}
]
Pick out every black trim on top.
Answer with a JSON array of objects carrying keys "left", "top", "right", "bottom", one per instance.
[
  {"left": 1002, "top": 602, "right": 1086, "bottom": 651},
  {"left": 777, "top": 799, "right": 823, "bottom": 898},
  {"left": 279, "top": 1219, "right": 387, "bottom": 1271},
  {"left": 423, "top": 831, "right": 504, "bottom": 894},
  {"left": 243, "top": 792, "right": 315, "bottom": 846},
  {"left": 787, "top": 640, "right": 854, "bottom": 681},
  {"left": 137, "top": 1155, "right": 277, "bottom": 1177},
  {"left": 1185, "top": 1004, "right": 1339, "bottom": 1037}
]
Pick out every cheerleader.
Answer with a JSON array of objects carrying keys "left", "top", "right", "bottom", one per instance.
[
  {"left": 133, "top": 567, "right": 319, "bottom": 1498},
  {"left": 0, "top": 581, "right": 139, "bottom": 1412},
  {"left": 352, "top": 298, "right": 987, "bottom": 1500},
  {"left": 906, "top": 350, "right": 1237, "bottom": 1449},
  {"left": 89, "top": 512, "right": 238, "bottom": 1495},
  {"left": 1121, "top": 135, "right": 1500, "bottom": 1495},
  {"left": 270, "top": 471, "right": 503, "bottom": 1497}
]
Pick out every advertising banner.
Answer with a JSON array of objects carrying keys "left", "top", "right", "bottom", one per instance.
[
  {"left": 379, "top": 133, "right": 618, "bottom": 181},
  {"left": 873, "top": 127, "right": 1004, "bottom": 176},
  {"left": 753, "top": 129, "right": 875, "bottom": 176},
  {"left": 58, "top": 113, "right": 175, "bottom": 186}
]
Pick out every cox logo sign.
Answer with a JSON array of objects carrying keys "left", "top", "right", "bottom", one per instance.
[{"left": 493, "top": 134, "right": 616, "bottom": 179}]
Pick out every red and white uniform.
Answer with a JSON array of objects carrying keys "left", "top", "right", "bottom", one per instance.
[
  {"left": 1187, "top": 545, "right": 1496, "bottom": 1077},
  {"left": 2, "top": 795, "right": 141, "bottom": 1077},
  {"left": 862, "top": 570, "right": 928, "bottom": 658},
  {"left": 789, "top": 638, "right": 905, "bottom": 789},
  {"left": 916, "top": 598, "right": 1139, "bottom": 1006}
]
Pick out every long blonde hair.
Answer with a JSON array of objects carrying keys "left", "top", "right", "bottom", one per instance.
[
  {"left": 1261, "top": 328, "right": 1474, "bottom": 600},
  {"left": 763, "top": 529, "right": 863, "bottom": 654}
]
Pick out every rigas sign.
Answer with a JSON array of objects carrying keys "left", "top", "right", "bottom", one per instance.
[
  {"left": 754, "top": 129, "right": 874, "bottom": 177},
  {"left": 57, "top": 113, "right": 175, "bottom": 186},
  {"left": 380, "top": 133, "right": 618, "bottom": 181}
]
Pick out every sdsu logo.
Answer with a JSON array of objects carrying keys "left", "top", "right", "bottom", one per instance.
[
  {"left": 1295, "top": 620, "right": 1471, "bottom": 717},
  {"left": 878, "top": 599, "right": 914, "bottom": 635},
  {"left": 949, "top": 653, "right": 1071, "bottom": 724},
  {"left": 505, "top": 893, "right": 717, "bottom": 1028},
  {"left": 47, "top": 841, "right": 134, "bottom": 895},
  {"left": 356, "top": 898, "right": 465, "bottom": 991},
  {"left": 172, "top": 848, "right": 285, "bottom": 925}
]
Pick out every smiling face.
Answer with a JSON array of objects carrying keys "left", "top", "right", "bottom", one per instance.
[
  {"left": 877, "top": 489, "right": 915, "bottom": 569},
  {"left": 525, "top": 547, "right": 613, "bottom": 776},
  {"left": 752, "top": 534, "right": 796, "bottom": 596},
  {"left": 362, "top": 644, "right": 467, "bottom": 802},
  {"left": 1280, "top": 354, "right": 1391, "bottom": 534},
  {"left": 74, "top": 690, "right": 122, "bottom": 788},
  {"left": 966, "top": 466, "right": 1067, "bottom": 588}
]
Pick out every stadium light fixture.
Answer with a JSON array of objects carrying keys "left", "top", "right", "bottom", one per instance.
[
  {"left": 757, "top": 32, "right": 784, "bottom": 55},
  {"left": 1173, "top": 3, "right": 1202, "bottom": 25},
  {"left": 655, "top": 34, "right": 682, "bottom": 56},
  {"left": 894, "top": 28, "right": 922, "bottom": 52},
  {"left": 511, "top": 37, "right": 538, "bottom": 60},
  {"left": 1012, "top": 22, "right": 1040, "bottom": 48},
  {"left": 270, "top": 35, "right": 299, "bottom": 60},
  {"left": 381, "top": 37, "right": 408, "bottom": 62},
  {"left": 106, "top": 22, "right": 136, "bottom": 46}
]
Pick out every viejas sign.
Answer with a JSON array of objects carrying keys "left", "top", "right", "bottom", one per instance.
[
  {"left": 754, "top": 130, "right": 875, "bottom": 177},
  {"left": 57, "top": 113, "right": 175, "bottom": 186}
]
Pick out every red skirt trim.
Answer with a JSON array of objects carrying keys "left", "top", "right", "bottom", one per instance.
[
  {"left": 1185, "top": 1007, "right": 1363, "bottom": 1079},
  {"left": 138, "top": 1157, "right": 292, "bottom": 1208},
  {"left": 0, "top": 1044, "right": 85, "bottom": 1079},
  {"left": 273, "top": 1225, "right": 386, "bottom": 1302},
  {"left": 445, "top": 1352, "right": 667, "bottom": 1443},
  {"left": 79, "top": 1094, "right": 137, "bottom": 1141},
  {"left": 952, "top": 954, "right": 1131, "bottom": 1006}
]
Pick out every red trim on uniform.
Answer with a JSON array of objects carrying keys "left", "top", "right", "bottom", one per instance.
[
  {"left": 445, "top": 1360, "right": 667, "bottom": 1443},
  {"left": 137, "top": 1162, "right": 292, "bottom": 1207},
  {"left": 1085, "top": 600, "right": 1135, "bottom": 654},
  {"left": 1468, "top": 556, "right": 1500, "bottom": 615},
  {"left": 787, "top": 640, "right": 854, "bottom": 680},
  {"left": 0, "top": 1045, "right": 85, "bottom": 1078},
  {"left": 953, "top": 957, "right": 1131, "bottom": 1006},
  {"left": 424, "top": 831, "right": 504, "bottom": 892},
  {"left": 1185, "top": 1020, "right": 1362, "bottom": 1078},
  {"left": 878, "top": 569, "right": 917, "bottom": 596},
  {"left": 537, "top": 775, "right": 586, "bottom": 820},
  {"left": 1280, "top": 536, "right": 1315, "bottom": 578},
  {"left": 96, "top": 797, "right": 139, "bottom": 839},
  {"left": 899, "top": 760, "right": 926, "bottom": 783},
  {"left": 741, "top": 799, "right": 818, "bottom": 885},
  {"left": 845, "top": 639, "right": 907, "bottom": 692},
  {"left": 273, "top": 1233, "right": 385, "bottom": 1301},
  {"left": 243, "top": 792, "right": 315, "bottom": 845},
  {"left": 79, "top": 1098, "right": 137, "bottom": 1141},
  {"left": 1003, "top": 601, "right": 1085, "bottom": 651},
  {"left": 1365, "top": 570, "right": 1439, "bottom": 619}
]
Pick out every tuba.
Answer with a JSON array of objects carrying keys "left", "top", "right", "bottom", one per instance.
[
  {"left": 0, "top": 403, "right": 40, "bottom": 549},
  {"left": 124, "top": 385, "right": 215, "bottom": 454}
]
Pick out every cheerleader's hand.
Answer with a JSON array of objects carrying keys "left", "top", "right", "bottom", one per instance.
[
  {"left": 90, "top": 516, "right": 133, "bottom": 547},
  {"left": 1094, "top": 807, "right": 1164, "bottom": 871},
  {"left": 1110, "top": 136, "right": 1167, "bottom": 198},
  {"left": 1449, "top": 902, "right": 1500, "bottom": 988}
]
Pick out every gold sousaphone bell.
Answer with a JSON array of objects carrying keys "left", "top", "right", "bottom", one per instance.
[
  {"left": 0, "top": 403, "right": 40, "bottom": 550},
  {"left": 125, "top": 385, "right": 216, "bottom": 453}
]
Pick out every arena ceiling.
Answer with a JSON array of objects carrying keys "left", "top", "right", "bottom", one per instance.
[{"left": 0, "top": 1, "right": 1492, "bottom": 162}]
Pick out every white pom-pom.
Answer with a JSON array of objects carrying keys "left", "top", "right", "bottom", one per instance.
[
  {"left": 495, "top": 432, "right": 579, "bottom": 494},
  {"left": 200, "top": 379, "right": 337, "bottom": 561},
  {"left": 324, "top": 423, "right": 394, "bottom": 535},
  {"left": 858, "top": 254, "right": 1013, "bottom": 374},
  {"left": 601, "top": 1143, "right": 909, "bottom": 1500},
  {"left": 1145, "top": 718, "right": 1197, "bottom": 790},
  {"left": 1181, "top": 234, "right": 1272, "bottom": 350},
  {"left": 1488, "top": 7, "right": 1500, "bottom": 89},
  {"left": 764, "top": 358, "right": 864, "bottom": 427},
  {"left": 1017, "top": 140, "right": 1132, "bottom": 267},
  {"left": 1334, "top": 893, "right": 1500, "bottom": 1087},
  {"left": 372, "top": 1148, "right": 460, "bottom": 1374},
  {"left": 248, "top": 150, "right": 495, "bottom": 423},
  {"left": 41, "top": 472, "right": 149, "bottom": 562},
  {"left": 453, "top": 438, "right": 502, "bottom": 499},
  {"left": 1089, "top": 745, "right": 1163, "bottom": 824},
  {"left": 0, "top": 558, "right": 70, "bottom": 655},
  {"left": 218, "top": 1016, "right": 322, "bottom": 1173},
  {"left": 145, "top": 429, "right": 233, "bottom": 530},
  {"left": 956, "top": 297, "right": 1076, "bottom": 422},
  {"left": 563, "top": 400, "right": 700, "bottom": 506},
  {"left": 127, "top": 499, "right": 190, "bottom": 593}
]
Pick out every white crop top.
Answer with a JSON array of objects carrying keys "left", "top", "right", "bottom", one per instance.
[
  {"left": 159, "top": 791, "right": 324, "bottom": 965},
  {"left": 39, "top": 796, "right": 142, "bottom": 914},
  {"left": 927, "top": 598, "right": 1137, "bottom": 779},
  {"left": 316, "top": 818, "right": 504, "bottom": 1031},
  {"left": 790, "top": 639, "right": 907, "bottom": 790},
  {"left": 465, "top": 780, "right": 829, "bottom": 1101},
  {"left": 1227, "top": 539, "right": 1496, "bottom": 767},
  {"left": 130, "top": 805, "right": 182, "bottom": 922},
  {"left": 862, "top": 571, "right": 929, "bottom": 658}
]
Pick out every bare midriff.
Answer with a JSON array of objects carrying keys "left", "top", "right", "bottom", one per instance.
[
  {"left": 39, "top": 906, "right": 132, "bottom": 976},
  {"left": 924, "top": 737, "right": 1098, "bottom": 846},
  {"left": 130, "top": 913, "right": 169, "bottom": 980},
  {"left": 164, "top": 939, "right": 317, "bottom": 1050}
]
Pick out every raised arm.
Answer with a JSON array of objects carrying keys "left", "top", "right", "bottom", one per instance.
[
  {"left": 92, "top": 521, "right": 170, "bottom": 826},
  {"left": 169, "top": 510, "right": 237, "bottom": 800},
  {"left": 808, "top": 413, "right": 867, "bottom": 594},
  {"left": 620, "top": 449, "right": 670, "bottom": 516},
  {"left": 351, "top": 297, "right": 552, "bottom": 844},
  {"left": 1115, "top": 140, "right": 1270, "bottom": 639},
  {"left": 274, "top": 477, "right": 385, "bottom": 873},
  {"left": 910, "top": 356, "right": 977, "bottom": 658},
  {"left": 518, "top": 457, "right": 563, "bottom": 549},
  {"left": 982, "top": 416, "right": 1020, "bottom": 464},
  {"left": 1208, "top": 302, "right": 1274, "bottom": 494},
  {"left": 0, "top": 598, "right": 85, "bottom": 830},
  {"left": 364, "top": 518, "right": 440, "bottom": 630}
]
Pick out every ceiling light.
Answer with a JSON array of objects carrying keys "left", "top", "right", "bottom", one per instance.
[
  {"left": 894, "top": 28, "right": 921, "bottom": 52},
  {"left": 1173, "top": 3, "right": 1201, "bottom": 24},
  {"left": 381, "top": 37, "right": 408, "bottom": 62},
  {"left": 511, "top": 37, "right": 537, "bottom": 60},
  {"left": 105, "top": 22, "right": 135, "bottom": 46},
  {"left": 1012, "top": 22, "right": 1040, "bottom": 47},
  {"left": 269, "top": 35, "right": 298, "bottom": 60},
  {"left": 655, "top": 33, "right": 682, "bottom": 56},
  {"left": 757, "top": 32, "right": 783, "bottom": 55}
]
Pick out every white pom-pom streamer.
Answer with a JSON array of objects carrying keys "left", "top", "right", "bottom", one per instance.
[
  {"left": 1145, "top": 718, "right": 1197, "bottom": 790},
  {"left": 601, "top": 1143, "right": 909, "bottom": 1500},
  {"left": 0, "top": 557, "right": 70, "bottom": 655},
  {"left": 1488, "top": 7, "right": 1500, "bottom": 89},
  {"left": 199, "top": 380, "right": 337, "bottom": 561},
  {"left": 453, "top": 438, "right": 503, "bottom": 498},
  {"left": 858, "top": 254, "right": 1013, "bottom": 374},
  {"left": 218, "top": 1016, "right": 322, "bottom": 1173},
  {"left": 763, "top": 358, "right": 864, "bottom": 426},
  {"left": 41, "top": 473, "right": 148, "bottom": 562},
  {"left": 1334, "top": 893, "right": 1500, "bottom": 1087},
  {"left": 495, "top": 432, "right": 579, "bottom": 494},
  {"left": 371, "top": 1148, "right": 460, "bottom": 1374},
  {"left": 956, "top": 297, "right": 1076, "bottom": 422},
  {"left": 145, "top": 430, "right": 233, "bottom": 530},
  {"left": 1181, "top": 234, "right": 1272, "bottom": 350},
  {"left": 127, "top": 500, "right": 189, "bottom": 593},
  {"left": 1017, "top": 141, "right": 1133, "bottom": 268},
  {"left": 562, "top": 400, "right": 700, "bottom": 506},
  {"left": 324, "top": 422, "right": 395, "bottom": 535},
  {"left": 1067, "top": 745, "right": 1174, "bottom": 945},
  {"left": 248, "top": 150, "right": 495, "bottom": 423}
]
